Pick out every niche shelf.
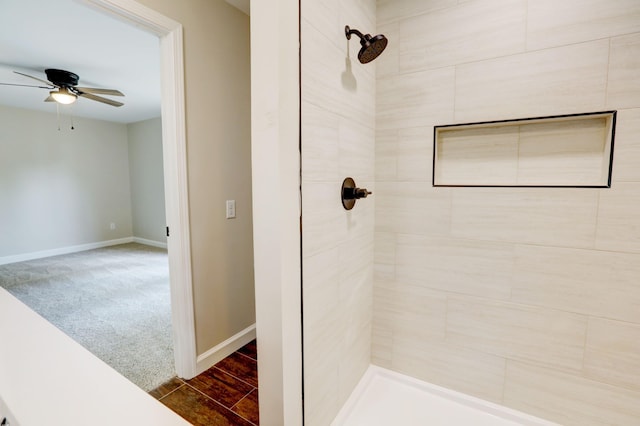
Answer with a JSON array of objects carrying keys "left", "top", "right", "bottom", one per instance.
[{"left": 433, "top": 111, "right": 617, "bottom": 188}]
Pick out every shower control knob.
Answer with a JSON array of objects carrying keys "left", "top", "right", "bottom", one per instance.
[
  {"left": 341, "top": 177, "right": 372, "bottom": 210},
  {"left": 354, "top": 188, "right": 372, "bottom": 199}
]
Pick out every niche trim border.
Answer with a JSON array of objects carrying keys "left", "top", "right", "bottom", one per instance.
[{"left": 432, "top": 110, "right": 617, "bottom": 188}]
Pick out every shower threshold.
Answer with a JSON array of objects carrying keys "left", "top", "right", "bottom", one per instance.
[{"left": 331, "top": 366, "right": 558, "bottom": 426}]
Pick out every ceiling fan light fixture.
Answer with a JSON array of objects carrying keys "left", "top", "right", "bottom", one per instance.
[{"left": 50, "top": 87, "right": 77, "bottom": 105}]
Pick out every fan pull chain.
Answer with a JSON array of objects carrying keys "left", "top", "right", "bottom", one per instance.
[{"left": 70, "top": 106, "right": 75, "bottom": 130}]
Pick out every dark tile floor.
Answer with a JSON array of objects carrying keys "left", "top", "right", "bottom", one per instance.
[{"left": 150, "top": 340, "right": 259, "bottom": 425}]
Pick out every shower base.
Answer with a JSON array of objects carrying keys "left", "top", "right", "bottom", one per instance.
[{"left": 331, "top": 366, "right": 558, "bottom": 426}]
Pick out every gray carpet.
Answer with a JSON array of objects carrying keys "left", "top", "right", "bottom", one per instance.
[{"left": 0, "top": 243, "right": 175, "bottom": 391}]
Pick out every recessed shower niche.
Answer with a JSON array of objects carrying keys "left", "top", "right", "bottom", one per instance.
[{"left": 433, "top": 111, "right": 617, "bottom": 188}]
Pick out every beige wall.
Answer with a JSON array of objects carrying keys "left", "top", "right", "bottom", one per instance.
[
  {"left": 0, "top": 105, "right": 132, "bottom": 258},
  {"left": 301, "top": 1, "right": 377, "bottom": 425},
  {"left": 135, "top": 0, "right": 255, "bottom": 355},
  {"left": 128, "top": 117, "right": 167, "bottom": 244},
  {"left": 374, "top": 0, "right": 640, "bottom": 424}
]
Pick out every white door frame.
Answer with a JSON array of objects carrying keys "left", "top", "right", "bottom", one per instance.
[{"left": 84, "top": 0, "right": 197, "bottom": 379}]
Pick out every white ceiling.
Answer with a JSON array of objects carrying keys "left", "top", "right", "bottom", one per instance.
[{"left": 0, "top": 0, "right": 161, "bottom": 124}]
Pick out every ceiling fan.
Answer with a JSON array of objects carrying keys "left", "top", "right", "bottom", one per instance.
[{"left": 0, "top": 68, "right": 124, "bottom": 107}]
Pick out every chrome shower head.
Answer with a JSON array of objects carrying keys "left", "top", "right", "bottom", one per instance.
[{"left": 345, "top": 25, "right": 388, "bottom": 64}]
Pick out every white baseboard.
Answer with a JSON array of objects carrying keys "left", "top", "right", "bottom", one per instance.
[
  {"left": 195, "top": 324, "right": 256, "bottom": 376},
  {"left": 132, "top": 237, "right": 168, "bottom": 249},
  {"left": 0, "top": 237, "right": 135, "bottom": 266}
]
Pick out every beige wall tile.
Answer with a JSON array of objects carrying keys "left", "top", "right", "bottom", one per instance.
[
  {"left": 302, "top": 7, "right": 376, "bottom": 417},
  {"left": 302, "top": 18, "right": 344, "bottom": 110},
  {"left": 371, "top": 285, "right": 393, "bottom": 368},
  {"left": 338, "top": 329, "right": 371, "bottom": 405},
  {"left": 302, "top": 103, "right": 340, "bottom": 182},
  {"left": 341, "top": 0, "right": 377, "bottom": 39},
  {"left": 447, "top": 297, "right": 587, "bottom": 371},
  {"left": 301, "top": 0, "right": 339, "bottom": 46},
  {"left": 434, "top": 125, "right": 519, "bottom": 186},
  {"left": 527, "top": 0, "right": 640, "bottom": 51},
  {"left": 339, "top": 269, "right": 373, "bottom": 348},
  {"left": 611, "top": 109, "right": 640, "bottom": 183},
  {"left": 377, "top": 67, "right": 455, "bottom": 131},
  {"left": 517, "top": 118, "right": 609, "bottom": 186},
  {"left": 392, "top": 284, "right": 448, "bottom": 342},
  {"left": 455, "top": 40, "right": 609, "bottom": 123},
  {"left": 303, "top": 249, "right": 342, "bottom": 426},
  {"left": 304, "top": 354, "right": 340, "bottom": 426},
  {"left": 399, "top": 0, "right": 526, "bottom": 72},
  {"left": 397, "top": 127, "right": 433, "bottom": 182},
  {"left": 376, "top": 129, "right": 398, "bottom": 181},
  {"left": 303, "top": 254, "right": 343, "bottom": 415},
  {"left": 584, "top": 317, "right": 640, "bottom": 393},
  {"left": 392, "top": 338, "right": 507, "bottom": 404},
  {"left": 375, "top": 182, "right": 451, "bottom": 236},
  {"left": 302, "top": 0, "right": 376, "bottom": 419},
  {"left": 376, "top": 21, "right": 400, "bottom": 79},
  {"left": 595, "top": 182, "right": 640, "bottom": 253},
  {"left": 339, "top": 232, "right": 375, "bottom": 291},
  {"left": 512, "top": 245, "right": 640, "bottom": 324},
  {"left": 302, "top": 181, "right": 348, "bottom": 256},
  {"left": 607, "top": 33, "right": 640, "bottom": 110},
  {"left": 371, "top": 328, "right": 393, "bottom": 368},
  {"left": 504, "top": 361, "right": 640, "bottom": 426},
  {"left": 396, "top": 235, "right": 514, "bottom": 300},
  {"left": 304, "top": 247, "right": 341, "bottom": 325},
  {"left": 450, "top": 188, "right": 599, "bottom": 248},
  {"left": 338, "top": 233, "right": 373, "bottom": 408},
  {"left": 377, "top": 0, "right": 457, "bottom": 25},
  {"left": 374, "top": 231, "right": 396, "bottom": 281},
  {"left": 339, "top": 118, "right": 375, "bottom": 182},
  {"left": 369, "top": 1, "right": 640, "bottom": 423},
  {"left": 373, "top": 255, "right": 396, "bottom": 365},
  {"left": 302, "top": 19, "right": 376, "bottom": 130}
]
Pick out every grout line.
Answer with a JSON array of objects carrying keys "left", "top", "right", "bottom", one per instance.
[
  {"left": 158, "top": 383, "right": 186, "bottom": 401},
  {"left": 230, "top": 389, "right": 253, "bottom": 411},
  {"left": 185, "top": 382, "right": 256, "bottom": 424},
  {"left": 184, "top": 381, "right": 237, "bottom": 410},
  {"left": 213, "top": 365, "right": 258, "bottom": 389},
  {"left": 236, "top": 350, "right": 258, "bottom": 362}
]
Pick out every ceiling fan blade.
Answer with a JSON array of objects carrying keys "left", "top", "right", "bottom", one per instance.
[
  {"left": 14, "top": 71, "right": 55, "bottom": 87},
  {"left": 79, "top": 92, "right": 124, "bottom": 107},
  {"left": 44, "top": 95, "right": 55, "bottom": 102},
  {"left": 0, "top": 82, "right": 52, "bottom": 89},
  {"left": 76, "top": 87, "right": 124, "bottom": 96}
]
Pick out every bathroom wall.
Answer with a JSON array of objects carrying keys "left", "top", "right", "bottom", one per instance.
[
  {"left": 301, "top": 0, "right": 377, "bottom": 424},
  {"left": 374, "top": 0, "right": 640, "bottom": 424}
]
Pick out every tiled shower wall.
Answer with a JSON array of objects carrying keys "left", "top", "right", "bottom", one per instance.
[
  {"left": 374, "top": 0, "right": 640, "bottom": 425},
  {"left": 301, "top": 1, "right": 376, "bottom": 425}
]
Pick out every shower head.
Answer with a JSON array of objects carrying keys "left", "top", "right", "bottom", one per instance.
[{"left": 345, "top": 25, "right": 388, "bottom": 64}]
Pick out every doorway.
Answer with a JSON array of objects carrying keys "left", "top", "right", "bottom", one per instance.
[{"left": 83, "top": 0, "right": 196, "bottom": 379}]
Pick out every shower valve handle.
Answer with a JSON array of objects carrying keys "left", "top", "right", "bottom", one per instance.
[
  {"left": 353, "top": 188, "right": 372, "bottom": 199},
  {"left": 341, "top": 177, "right": 372, "bottom": 210}
]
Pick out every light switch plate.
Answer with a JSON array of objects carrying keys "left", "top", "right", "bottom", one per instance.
[{"left": 226, "top": 200, "right": 236, "bottom": 219}]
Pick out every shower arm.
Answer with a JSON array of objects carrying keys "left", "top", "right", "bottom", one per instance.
[{"left": 345, "top": 26, "right": 365, "bottom": 42}]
